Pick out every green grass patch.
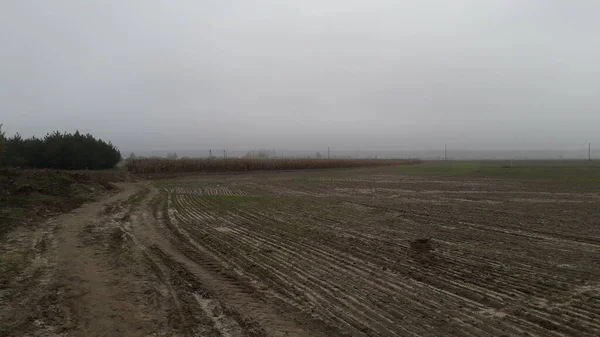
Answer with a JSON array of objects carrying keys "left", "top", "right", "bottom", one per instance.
[
  {"left": 395, "top": 162, "right": 482, "bottom": 176},
  {"left": 208, "top": 195, "right": 273, "bottom": 205},
  {"left": 152, "top": 179, "right": 191, "bottom": 188},
  {"left": 126, "top": 187, "right": 150, "bottom": 206},
  {"left": 192, "top": 195, "right": 276, "bottom": 215},
  {"left": 397, "top": 161, "right": 600, "bottom": 182}
]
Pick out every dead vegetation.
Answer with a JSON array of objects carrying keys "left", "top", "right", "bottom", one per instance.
[{"left": 126, "top": 158, "right": 420, "bottom": 174}]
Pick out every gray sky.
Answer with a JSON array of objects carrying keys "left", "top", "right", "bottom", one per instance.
[{"left": 1, "top": 1, "right": 599, "bottom": 154}]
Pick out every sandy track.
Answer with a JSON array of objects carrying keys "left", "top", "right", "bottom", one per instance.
[
  {"left": 56, "top": 184, "right": 146, "bottom": 337},
  {"left": 1, "top": 183, "right": 168, "bottom": 337}
]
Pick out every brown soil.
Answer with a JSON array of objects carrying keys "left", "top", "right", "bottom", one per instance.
[{"left": 2, "top": 167, "right": 600, "bottom": 336}]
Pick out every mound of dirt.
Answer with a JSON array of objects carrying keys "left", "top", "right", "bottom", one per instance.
[{"left": 409, "top": 238, "right": 433, "bottom": 253}]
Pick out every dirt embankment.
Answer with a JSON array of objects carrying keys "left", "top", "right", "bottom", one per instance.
[{"left": 0, "top": 169, "right": 129, "bottom": 237}]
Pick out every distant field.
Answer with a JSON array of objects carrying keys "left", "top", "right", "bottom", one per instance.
[{"left": 396, "top": 160, "right": 600, "bottom": 182}]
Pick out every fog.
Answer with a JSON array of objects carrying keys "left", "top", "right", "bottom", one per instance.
[{"left": 1, "top": 1, "right": 599, "bottom": 158}]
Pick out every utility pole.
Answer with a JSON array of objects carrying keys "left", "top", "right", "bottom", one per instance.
[
  {"left": 445, "top": 145, "right": 447, "bottom": 161},
  {"left": 589, "top": 143, "right": 592, "bottom": 161}
]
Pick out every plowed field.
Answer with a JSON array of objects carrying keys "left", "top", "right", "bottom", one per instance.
[
  {"left": 150, "top": 167, "right": 600, "bottom": 336},
  {"left": 3, "top": 165, "right": 600, "bottom": 336}
]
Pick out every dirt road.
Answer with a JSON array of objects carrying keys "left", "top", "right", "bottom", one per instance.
[
  {"left": 1, "top": 183, "right": 162, "bottom": 337},
  {"left": 54, "top": 183, "right": 157, "bottom": 337}
]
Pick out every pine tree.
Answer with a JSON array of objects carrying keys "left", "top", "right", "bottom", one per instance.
[
  {"left": 0, "top": 124, "right": 5, "bottom": 164},
  {"left": 0, "top": 127, "right": 121, "bottom": 170}
]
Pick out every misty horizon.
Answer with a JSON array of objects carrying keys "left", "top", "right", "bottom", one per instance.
[
  {"left": 2, "top": 1, "right": 599, "bottom": 155},
  {"left": 129, "top": 148, "right": 596, "bottom": 161}
]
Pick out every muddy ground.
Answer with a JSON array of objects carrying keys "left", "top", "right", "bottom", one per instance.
[{"left": 1, "top": 166, "right": 600, "bottom": 336}]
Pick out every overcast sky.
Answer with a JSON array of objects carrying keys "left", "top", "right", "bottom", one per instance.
[{"left": 1, "top": 1, "right": 599, "bottom": 154}]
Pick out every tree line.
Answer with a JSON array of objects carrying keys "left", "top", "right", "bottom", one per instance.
[{"left": 0, "top": 125, "right": 121, "bottom": 170}]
